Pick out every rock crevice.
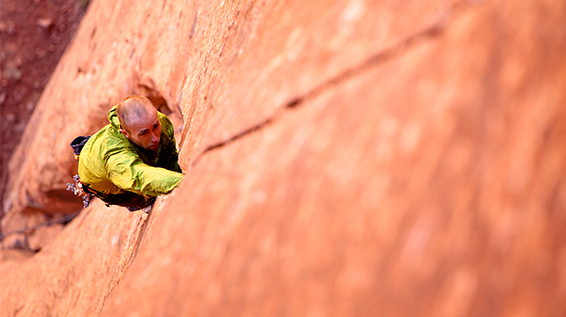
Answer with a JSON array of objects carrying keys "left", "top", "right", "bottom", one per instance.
[{"left": 195, "top": 0, "right": 479, "bottom": 166}]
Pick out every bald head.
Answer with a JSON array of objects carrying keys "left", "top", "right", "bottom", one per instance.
[
  {"left": 117, "top": 96, "right": 156, "bottom": 133},
  {"left": 117, "top": 95, "right": 162, "bottom": 151}
]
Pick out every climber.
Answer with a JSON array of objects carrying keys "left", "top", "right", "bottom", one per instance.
[{"left": 71, "top": 95, "right": 183, "bottom": 212}]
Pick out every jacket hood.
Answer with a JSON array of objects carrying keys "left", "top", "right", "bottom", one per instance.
[{"left": 108, "top": 105, "right": 121, "bottom": 130}]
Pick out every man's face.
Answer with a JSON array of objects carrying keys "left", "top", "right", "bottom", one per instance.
[{"left": 121, "top": 109, "right": 162, "bottom": 151}]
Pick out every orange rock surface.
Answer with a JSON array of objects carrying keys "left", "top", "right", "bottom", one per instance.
[{"left": 2, "top": 0, "right": 566, "bottom": 316}]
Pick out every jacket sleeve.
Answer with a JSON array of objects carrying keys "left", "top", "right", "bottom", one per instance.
[{"left": 105, "top": 148, "right": 183, "bottom": 197}]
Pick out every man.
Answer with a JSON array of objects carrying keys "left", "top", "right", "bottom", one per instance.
[{"left": 76, "top": 95, "right": 183, "bottom": 212}]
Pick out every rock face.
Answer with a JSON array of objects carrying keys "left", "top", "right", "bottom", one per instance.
[
  {"left": 2, "top": 0, "right": 566, "bottom": 316},
  {"left": 0, "top": 0, "right": 85, "bottom": 220}
]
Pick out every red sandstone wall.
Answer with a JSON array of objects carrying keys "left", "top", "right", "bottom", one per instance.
[{"left": 2, "top": 0, "right": 566, "bottom": 316}]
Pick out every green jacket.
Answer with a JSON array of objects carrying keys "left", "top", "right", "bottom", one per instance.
[{"left": 78, "top": 106, "right": 183, "bottom": 198}]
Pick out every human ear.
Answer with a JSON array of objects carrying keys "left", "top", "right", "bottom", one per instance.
[{"left": 120, "top": 129, "right": 130, "bottom": 139}]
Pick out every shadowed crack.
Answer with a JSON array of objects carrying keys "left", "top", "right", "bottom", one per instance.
[
  {"left": 198, "top": 117, "right": 275, "bottom": 158},
  {"left": 193, "top": 0, "right": 476, "bottom": 166},
  {"left": 97, "top": 211, "right": 151, "bottom": 315},
  {"left": 0, "top": 211, "right": 82, "bottom": 242}
]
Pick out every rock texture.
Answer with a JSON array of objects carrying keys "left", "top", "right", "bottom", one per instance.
[
  {"left": 2, "top": 0, "right": 566, "bottom": 316},
  {"left": 0, "top": 0, "right": 85, "bottom": 225}
]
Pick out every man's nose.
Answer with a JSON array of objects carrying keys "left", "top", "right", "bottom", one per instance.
[{"left": 151, "top": 132, "right": 160, "bottom": 143}]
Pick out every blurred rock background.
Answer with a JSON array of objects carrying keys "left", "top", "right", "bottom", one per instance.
[{"left": 0, "top": 0, "right": 86, "bottom": 218}]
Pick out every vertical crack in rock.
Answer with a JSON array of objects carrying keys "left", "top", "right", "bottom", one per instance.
[
  {"left": 193, "top": 0, "right": 477, "bottom": 166},
  {"left": 97, "top": 212, "right": 151, "bottom": 315}
]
